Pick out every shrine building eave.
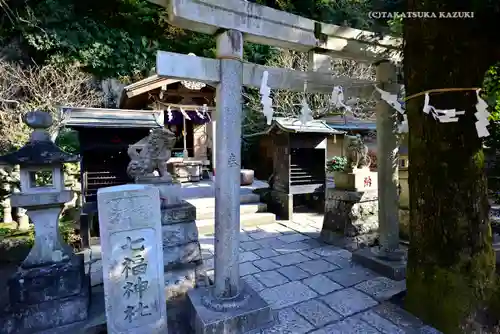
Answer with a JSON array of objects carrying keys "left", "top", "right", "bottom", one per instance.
[
  {"left": 272, "top": 118, "right": 345, "bottom": 135},
  {"left": 60, "top": 107, "right": 164, "bottom": 129},
  {"left": 245, "top": 118, "right": 345, "bottom": 138}
]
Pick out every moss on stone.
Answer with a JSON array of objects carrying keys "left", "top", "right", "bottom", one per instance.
[
  {"left": 404, "top": 1, "right": 499, "bottom": 330},
  {"left": 406, "top": 248, "right": 495, "bottom": 333}
]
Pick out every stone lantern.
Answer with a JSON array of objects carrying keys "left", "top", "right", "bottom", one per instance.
[{"left": 0, "top": 111, "right": 89, "bottom": 333}]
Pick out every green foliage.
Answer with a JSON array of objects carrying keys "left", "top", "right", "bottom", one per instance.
[
  {"left": 1, "top": 0, "right": 215, "bottom": 81},
  {"left": 1, "top": 0, "right": 399, "bottom": 81},
  {"left": 483, "top": 64, "right": 500, "bottom": 118},
  {"left": 326, "top": 156, "right": 347, "bottom": 172},
  {"left": 482, "top": 64, "right": 500, "bottom": 150},
  {"left": 55, "top": 128, "right": 80, "bottom": 154},
  {"left": 0, "top": 220, "right": 79, "bottom": 248},
  {"left": 388, "top": 16, "right": 403, "bottom": 36},
  {"left": 256, "top": 0, "right": 376, "bottom": 29}
]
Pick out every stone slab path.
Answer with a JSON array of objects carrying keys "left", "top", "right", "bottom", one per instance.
[
  {"left": 80, "top": 210, "right": 440, "bottom": 333},
  {"left": 198, "top": 214, "right": 441, "bottom": 334}
]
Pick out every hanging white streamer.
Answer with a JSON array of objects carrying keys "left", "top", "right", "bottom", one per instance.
[
  {"left": 259, "top": 71, "right": 274, "bottom": 125},
  {"left": 167, "top": 106, "right": 173, "bottom": 122},
  {"left": 421, "top": 93, "right": 464, "bottom": 123},
  {"left": 299, "top": 97, "right": 313, "bottom": 126},
  {"left": 179, "top": 107, "right": 191, "bottom": 120},
  {"left": 194, "top": 105, "right": 206, "bottom": 120},
  {"left": 375, "top": 86, "right": 405, "bottom": 114},
  {"left": 376, "top": 86, "right": 491, "bottom": 138},
  {"left": 330, "top": 86, "right": 352, "bottom": 112},
  {"left": 474, "top": 89, "right": 490, "bottom": 137}
]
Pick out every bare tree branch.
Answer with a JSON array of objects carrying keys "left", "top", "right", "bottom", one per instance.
[
  {"left": 243, "top": 49, "right": 378, "bottom": 135},
  {"left": 0, "top": 60, "right": 104, "bottom": 153}
]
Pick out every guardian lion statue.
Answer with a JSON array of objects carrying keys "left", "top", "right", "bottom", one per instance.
[
  {"left": 126, "top": 127, "right": 177, "bottom": 181},
  {"left": 345, "top": 134, "right": 371, "bottom": 171}
]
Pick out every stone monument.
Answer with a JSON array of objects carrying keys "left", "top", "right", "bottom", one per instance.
[
  {"left": 0, "top": 111, "right": 89, "bottom": 333},
  {"left": 127, "top": 126, "right": 181, "bottom": 205},
  {"left": 126, "top": 126, "right": 208, "bottom": 332},
  {"left": 321, "top": 134, "right": 379, "bottom": 250},
  {"left": 98, "top": 184, "right": 167, "bottom": 333}
]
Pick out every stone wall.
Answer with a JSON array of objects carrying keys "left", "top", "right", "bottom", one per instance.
[{"left": 322, "top": 188, "right": 379, "bottom": 250}]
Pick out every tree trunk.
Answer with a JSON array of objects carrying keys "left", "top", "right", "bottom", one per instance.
[{"left": 404, "top": 2, "right": 500, "bottom": 332}]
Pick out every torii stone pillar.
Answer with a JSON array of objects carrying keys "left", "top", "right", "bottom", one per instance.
[
  {"left": 352, "top": 60, "right": 406, "bottom": 280},
  {"left": 186, "top": 30, "right": 273, "bottom": 334},
  {"left": 375, "top": 61, "right": 401, "bottom": 256},
  {"left": 214, "top": 30, "right": 243, "bottom": 298}
]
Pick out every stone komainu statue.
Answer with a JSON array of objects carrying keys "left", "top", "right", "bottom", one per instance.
[
  {"left": 126, "top": 127, "right": 177, "bottom": 181},
  {"left": 345, "top": 134, "right": 371, "bottom": 170}
]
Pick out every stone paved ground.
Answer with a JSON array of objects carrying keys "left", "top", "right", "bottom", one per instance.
[{"left": 199, "top": 213, "right": 441, "bottom": 334}]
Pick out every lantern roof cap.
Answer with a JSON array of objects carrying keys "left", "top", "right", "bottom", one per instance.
[{"left": 0, "top": 111, "right": 79, "bottom": 166}]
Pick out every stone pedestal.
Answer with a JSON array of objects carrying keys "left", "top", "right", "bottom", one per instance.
[
  {"left": 168, "top": 161, "right": 203, "bottom": 182},
  {"left": 136, "top": 176, "right": 182, "bottom": 207},
  {"left": 321, "top": 188, "right": 379, "bottom": 250},
  {"left": 1, "top": 255, "right": 90, "bottom": 333},
  {"left": 187, "top": 281, "right": 272, "bottom": 334},
  {"left": 162, "top": 201, "right": 209, "bottom": 332},
  {"left": 352, "top": 247, "right": 406, "bottom": 281},
  {"left": 333, "top": 169, "right": 378, "bottom": 191},
  {"left": 0, "top": 192, "right": 90, "bottom": 333},
  {"left": 321, "top": 168, "right": 379, "bottom": 250}
]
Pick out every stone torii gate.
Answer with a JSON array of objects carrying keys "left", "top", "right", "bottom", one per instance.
[{"left": 149, "top": 0, "right": 402, "bottom": 332}]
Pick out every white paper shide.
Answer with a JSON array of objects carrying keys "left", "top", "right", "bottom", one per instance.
[{"left": 375, "top": 85, "right": 491, "bottom": 138}]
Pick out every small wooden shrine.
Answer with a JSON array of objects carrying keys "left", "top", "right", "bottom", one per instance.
[
  {"left": 62, "top": 107, "right": 164, "bottom": 245},
  {"left": 120, "top": 74, "right": 215, "bottom": 164},
  {"left": 265, "top": 118, "right": 344, "bottom": 220}
]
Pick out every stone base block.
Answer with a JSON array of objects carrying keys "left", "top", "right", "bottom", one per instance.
[
  {"left": 187, "top": 281, "right": 273, "bottom": 334},
  {"left": 1, "top": 279, "right": 89, "bottom": 334},
  {"left": 8, "top": 256, "right": 87, "bottom": 305},
  {"left": 322, "top": 188, "right": 378, "bottom": 250},
  {"left": 333, "top": 169, "right": 378, "bottom": 192},
  {"left": 320, "top": 229, "right": 378, "bottom": 251},
  {"left": 136, "top": 177, "right": 182, "bottom": 207},
  {"left": 352, "top": 247, "right": 407, "bottom": 281},
  {"left": 165, "top": 267, "right": 210, "bottom": 333},
  {"left": 161, "top": 202, "right": 197, "bottom": 226}
]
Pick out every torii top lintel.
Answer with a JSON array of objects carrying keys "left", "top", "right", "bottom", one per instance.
[{"left": 148, "top": 0, "right": 402, "bottom": 62}]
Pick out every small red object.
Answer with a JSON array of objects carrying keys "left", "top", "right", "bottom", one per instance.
[
  {"left": 110, "top": 136, "right": 121, "bottom": 143},
  {"left": 364, "top": 176, "right": 372, "bottom": 187}
]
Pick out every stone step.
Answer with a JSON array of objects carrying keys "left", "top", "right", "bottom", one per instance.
[
  {"left": 196, "top": 202, "right": 267, "bottom": 220},
  {"left": 196, "top": 212, "right": 276, "bottom": 235},
  {"left": 185, "top": 193, "right": 261, "bottom": 208}
]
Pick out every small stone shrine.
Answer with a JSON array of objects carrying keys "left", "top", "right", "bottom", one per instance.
[
  {"left": 321, "top": 134, "right": 379, "bottom": 250},
  {"left": 126, "top": 126, "right": 208, "bottom": 332},
  {"left": 0, "top": 111, "right": 89, "bottom": 333}
]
